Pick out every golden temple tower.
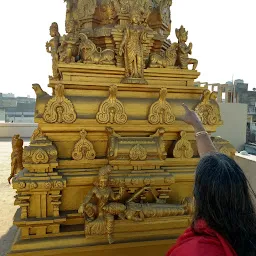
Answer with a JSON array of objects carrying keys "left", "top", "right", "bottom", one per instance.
[{"left": 9, "top": 1, "right": 231, "bottom": 255}]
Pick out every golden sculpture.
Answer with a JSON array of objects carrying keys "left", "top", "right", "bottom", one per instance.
[
  {"left": 23, "top": 133, "right": 58, "bottom": 173},
  {"left": 148, "top": 88, "right": 175, "bottom": 125},
  {"left": 78, "top": 165, "right": 124, "bottom": 244},
  {"left": 8, "top": 135, "right": 23, "bottom": 184},
  {"left": 72, "top": 129, "right": 96, "bottom": 160},
  {"left": 195, "top": 89, "right": 221, "bottom": 125},
  {"left": 106, "top": 127, "right": 167, "bottom": 161},
  {"left": 148, "top": 43, "right": 178, "bottom": 68},
  {"left": 96, "top": 85, "right": 127, "bottom": 124},
  {"left": 43, "top": 84, "right": 77, "bottom": 123},
  {"left": 79, "top": 33, "right": 115, "bottom": 65},
  {"left": 46, "top": 22, "right": 60, "bottom": 80},
  {"left": 9, "top": 1, "right": 228, "bottom": 256},
  {"left": 58, "top": 19, "right": 79, "bottom": 64},
  {"left": 176, "top": 25, "right": 198, "bottom": 70},
  {"left": 119, "top": 9, "right": 148, "bottom": 84},
  {"left": 173, "top": 131, "right": 194, "bottom": 159},
  {"left": 212, "top": 136, "right": 236, "bottom": 159}
]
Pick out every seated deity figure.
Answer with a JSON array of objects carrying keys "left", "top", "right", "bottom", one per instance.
[
  {"left": 78, "top": 165, "right": 124, "bottom": 244},
  {"left": 175, "top": 25, "right": 198, "bottom": 70}
]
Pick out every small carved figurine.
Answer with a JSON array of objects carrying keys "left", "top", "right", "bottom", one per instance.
[
  {"left": 78, "top": 165, "right": 124, "bottom": 244},
  {"left": 79, "top": 33, "right": 115, "bottom": 65},
  {"left": 148, "top": 43, "right": 178, "bottom": 68},
  {"left": 8, "top": 135, "right": 23, "bottom": 184},
  {"left": 58, "top": 19, "right": 79, "bottom": 63},
  {"left": 46, "top": 22, "right": 61, "bottom": 79},
  {"left": 175, "top": 25, "right": 198, "bottom": 70},
  {"left": 119, "top": 9, "right": 148, "bottom": 84}
]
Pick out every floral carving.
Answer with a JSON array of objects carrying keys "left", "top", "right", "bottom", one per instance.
[
  {"left": 32, "top": 149, "right": 49, "bottom": 164},
  {"left": 148, "top": 88, "right": 175, "bottom": 125},
  {"left": 72, "top": 130, "right": 96, "bottom": 160},
  {"left": 195, "top": 90, "right": 221, "bottom": 125},
  {"left": 129, "top": 144, "right": 147, "bottom": 161},
  {"left": 18, "top": 182, "right": 26, "bottom": 189},
  {"left": 43, "top": 84, "right": 77, "bottom": 124},
  {"left": 96, "top": 85, "right": 127, "bottom": 124},
  {"left": 173, "top": 131, "right": 193, "bottom": 159}
]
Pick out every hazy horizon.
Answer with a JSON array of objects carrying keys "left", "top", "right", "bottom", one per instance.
[{"left": 1, "top": 0, "right": 255, "bottom": 97}]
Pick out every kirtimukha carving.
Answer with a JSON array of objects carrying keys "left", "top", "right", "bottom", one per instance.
[
  {"left": 195, "top": 89, "right": 220, "bottom": 125},
  {"left": 148, "top": 43, "right": 178, "bottom": 68},
  {"left": 176, "top": 25, "right": 198, "bottom": 70},
  {"left": 43, "top": 84, "right": 77, "bottom": 124},
  {"left": 8, "top": 135, "right": 23, "bottom": 184},
  {"left": 96, "top": 85, "right": 127, "bottom": 124},
  {"left": 173, "top": 131, "right": 193, "bottom": 159},
  {"left": 148, "top": 88, "right": 175, "bottom": 125},
  {"left": 72, "top": 130, "right": 96, "bottom": 160},
  {"left": 78, "top": 165, "right": 124, "bottom": 244},
  {"left": 119, "top": 9, "right": 148, "bottom": 84},
  {"left": 58, "top": 19, "right": 79, "bottom": 63},
  {"left": 46, "top": 22, "right": 61, "bottom": 80},
  {"left": 79, "top": 33, "right": 115, "bottom": 65}
]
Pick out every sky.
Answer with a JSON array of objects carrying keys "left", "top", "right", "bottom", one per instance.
[{"left": 0, "top": 0, "right": 256, "bottom": 97}]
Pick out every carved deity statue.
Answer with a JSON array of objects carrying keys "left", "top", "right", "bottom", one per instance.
[
  {"left": 58, "top": 19, "right": 79, "bottom": 63},
  {"left": 78, "top": 165, "right": 124, "bottom": 244},
  {"left": 119, "top": 9, "right": 148, "bottom": 84},
  {"left": 175, "top": 26, "right": 198, "bottom": 70},
  {"left": 46, "top": 22, "right": 61, "bottom": 80},
  {"left": 8, "top": 135, "right": 24, "bottom": 184}
]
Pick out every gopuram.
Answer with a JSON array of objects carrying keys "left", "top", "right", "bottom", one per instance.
[{"left": 8, "top": 1, "right": 235, "bottom": 255}]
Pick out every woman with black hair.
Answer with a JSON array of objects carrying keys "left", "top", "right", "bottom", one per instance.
[{"left": 166, "top": 104, "right": 256, "bottom": 256}]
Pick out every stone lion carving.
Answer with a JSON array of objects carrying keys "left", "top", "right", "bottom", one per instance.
[{"left": 79, "top": 33, "right": 115, "bottom": 65}]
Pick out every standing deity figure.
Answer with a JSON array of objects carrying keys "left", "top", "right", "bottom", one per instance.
[
  {"left": 119, "top": 9, "right": 148, "bottom": 84},
  {"left": 8, "top": 135, "right": 24, "bottom": 184},
  {"left": 46, "top": 22, "right": 61, "bottom": 80},
  {"left": 78, "top": 165, "right": 124, "bottom": 244},
  {"left": 58, "top": 19, "right": 79, "bottom": 64},
  {"left": 175, "top": 26, "right": 198, "bottom": 70}
]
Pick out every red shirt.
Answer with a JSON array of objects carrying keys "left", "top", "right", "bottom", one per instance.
[{"left": 166, "top": 220, "right": 237, "bottom": 256}]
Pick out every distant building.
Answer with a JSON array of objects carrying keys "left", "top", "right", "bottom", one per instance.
[{"left": 0, "top": 93, "right": 35, "bottom": 123}]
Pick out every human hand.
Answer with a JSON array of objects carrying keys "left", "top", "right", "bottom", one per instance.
[{"left": 181, "top": 103, "right": 202, "bottom": 127}]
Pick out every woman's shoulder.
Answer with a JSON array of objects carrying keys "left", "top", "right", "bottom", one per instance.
[{"left": 168, "top": 235, "right": 226, "bottom": 256}]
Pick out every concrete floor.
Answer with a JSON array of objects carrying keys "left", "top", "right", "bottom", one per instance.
[{"left": 0, "top": 139, "right": 29, "bottom": 256}]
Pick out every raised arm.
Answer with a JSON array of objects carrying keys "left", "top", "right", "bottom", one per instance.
[{"left": 181, "top": 104, "right": 217, "bottom": 157}]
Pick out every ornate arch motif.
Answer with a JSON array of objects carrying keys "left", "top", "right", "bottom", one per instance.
[
  {"left": 72, "top": 130, "right": 96, "bottom": 160},
  {"left": 148, "top": 88, "right": 175, "bottom": 125},
  {"left": 173, "top": 131, "right": 193, "bottom": 159},
  {"left": 32, "top": 148, "right": 49, "bottom": 164},
  {"left": 195, "top": 90, "right": 221, "bottom": 125},
  {"left": 43, "top": 84, "right": 77, "bottom": 124},
  {"left": 96, "top": 85, "right": 128, "bottom": 124}
]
